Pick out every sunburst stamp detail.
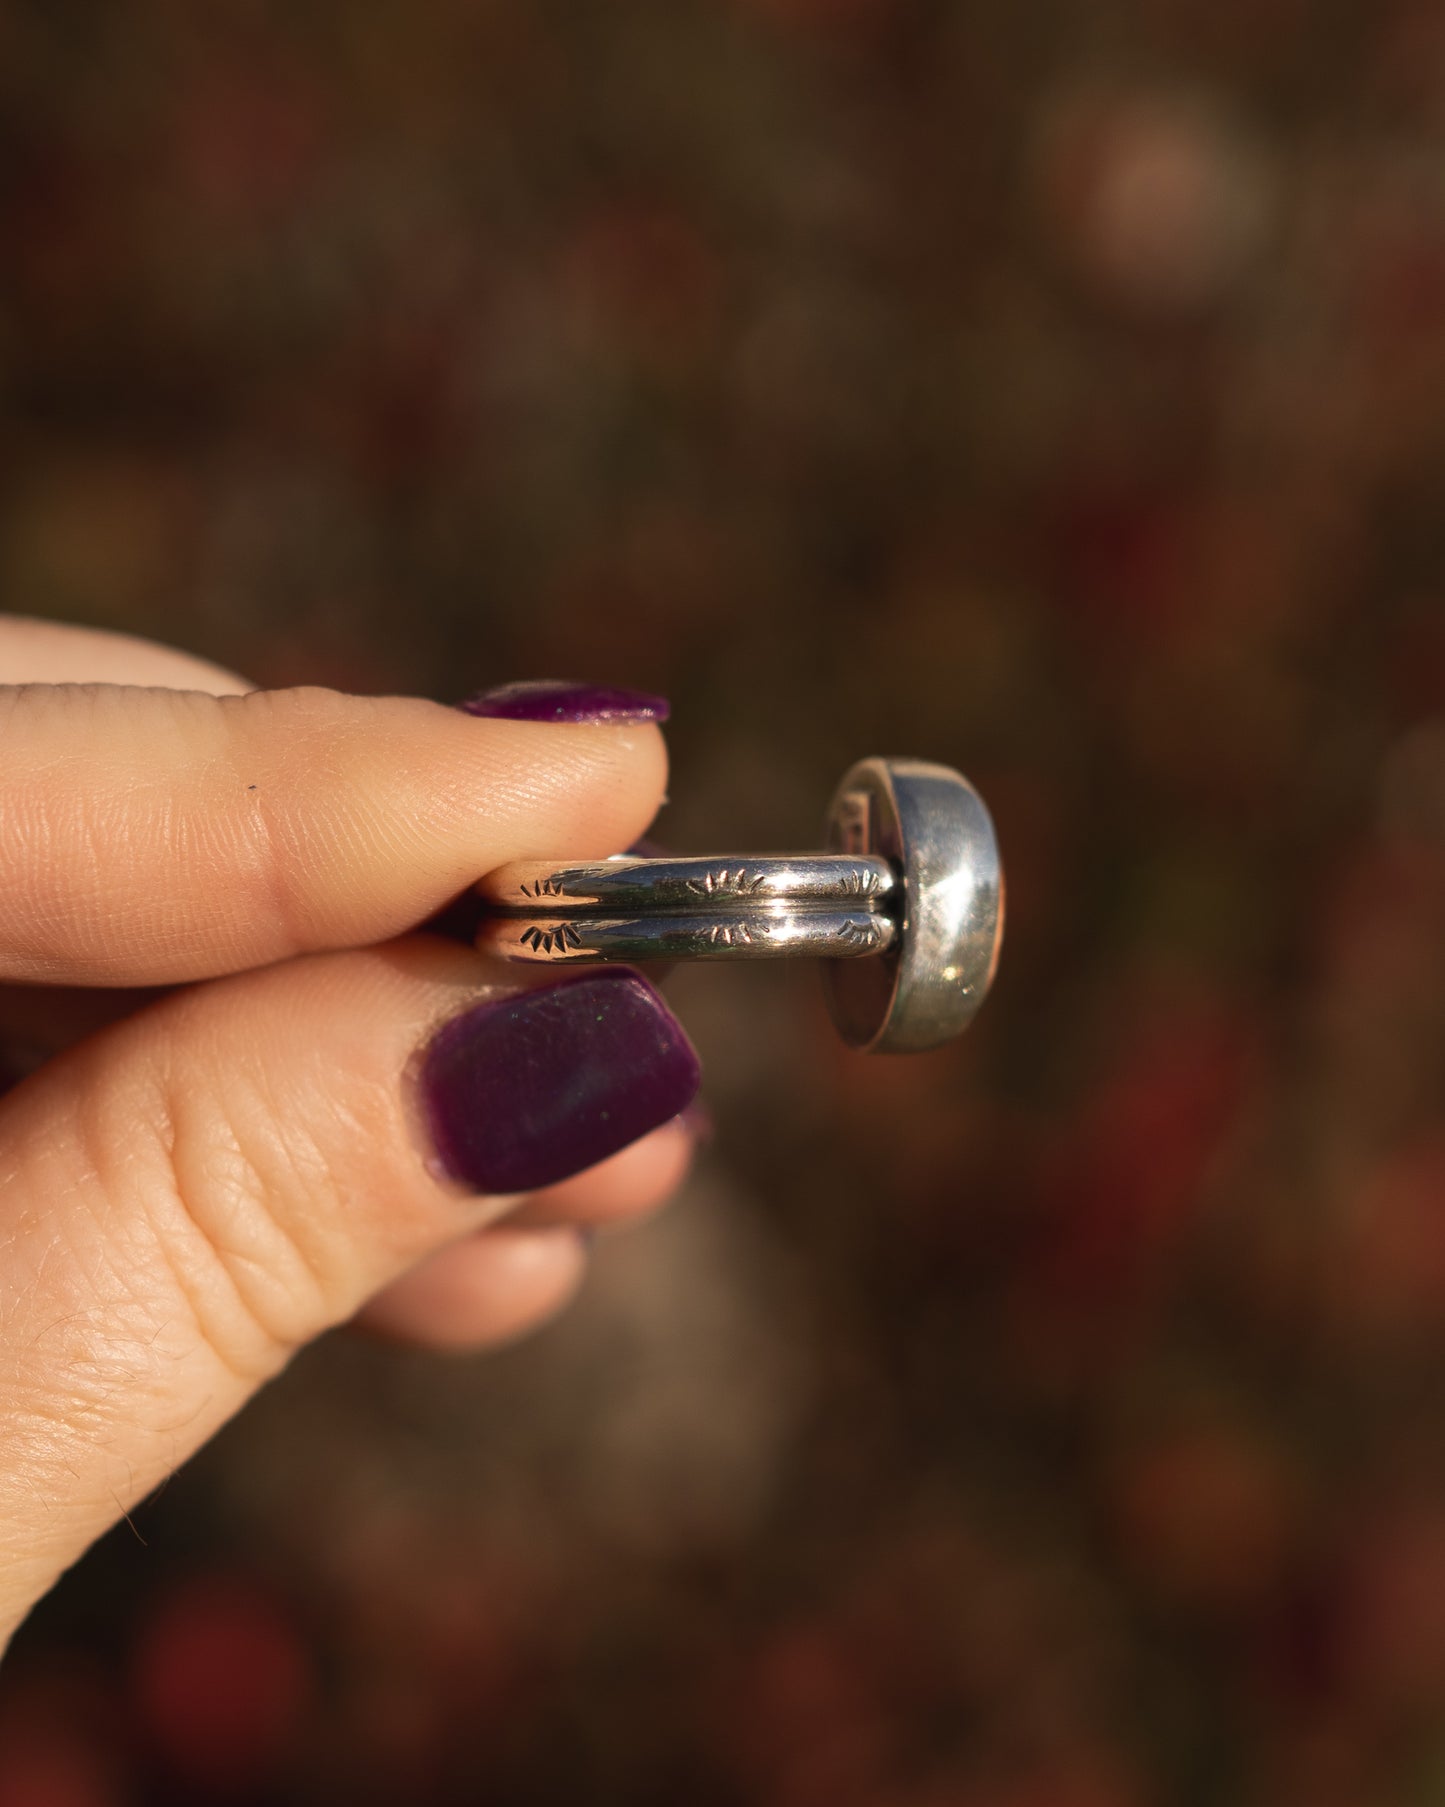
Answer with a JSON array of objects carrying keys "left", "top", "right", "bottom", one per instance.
[
  {"left": 838, "top": 868, "right": 884, "bottom": 899},
  {"left": 519, "top": 922, "right": 583, "bottom": 954},
  {"left": 706, "top": 921, "right": 755, "bottom": 947},
  {"left": 686, "top": 868, "right": 769, "bottom": 898},
  {"left": 837, "top": 917, "right": 886, "bottom": 952}
]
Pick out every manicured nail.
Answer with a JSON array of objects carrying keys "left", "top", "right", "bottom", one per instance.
[
  {"left": 458, "top": 681, "right": 670, "bottom": 725},
  {"left": 415, "top": 969, "right": 701, "bottom": 1194}
]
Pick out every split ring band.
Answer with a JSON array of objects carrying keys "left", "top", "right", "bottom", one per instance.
[
  {"left": 475, "top": 854, "right": 897, "bottom": 963},
  {"left": 472, "top": 757, "right": 1004, "bottom": 1054}
]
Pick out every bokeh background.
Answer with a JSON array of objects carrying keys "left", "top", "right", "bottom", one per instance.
[{"left": 4, "top": 1, "right": 1445, "bottom": 1802}]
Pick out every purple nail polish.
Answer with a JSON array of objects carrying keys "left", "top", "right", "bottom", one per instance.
[
  {"left": 458, "top": 681, "right": 670, "bottom": 725},
  {"left": 415, "top": 969, "right": 701, "bottom": 1194}
]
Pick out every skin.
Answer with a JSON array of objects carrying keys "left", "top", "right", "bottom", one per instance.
[{"left": 0, "top": 616, "right": 697, "bottom": 1646}]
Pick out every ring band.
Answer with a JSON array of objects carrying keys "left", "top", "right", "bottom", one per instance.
[
  {"left": 469, "top": 757, "right": 1003, "bottom": 1055},
  {"left": 478, "top": 906, "right": 897, "bottom": 964},
  {"left": 475, "top": 853, "right": 895, "bottom": 915},
  {"left": 474, "top": 853, "right": 897, "bottom": 963}
]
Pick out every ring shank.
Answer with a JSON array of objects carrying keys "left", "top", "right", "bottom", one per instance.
[
  {"left": 477, "top": 853, "right": 896, "bottom": 914},
  {"left": 476, "top": 908, "right": 898, "bottom": 964}
]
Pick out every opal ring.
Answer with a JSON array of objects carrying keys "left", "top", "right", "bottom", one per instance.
[{"left": 473, "top": 757, "right": 1003, "bottom": 1053}]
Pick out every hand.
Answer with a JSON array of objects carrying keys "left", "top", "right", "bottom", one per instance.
[{"left": 0, "top": 617, "right": 700, "bottom": 1646}]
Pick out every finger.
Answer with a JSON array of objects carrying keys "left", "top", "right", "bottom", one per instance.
[
  {"left": 0, "top": 614, "right": 253, "bottom": 693},
  {"left": 352, "top": 1228, "right": 588, "bottom": 1351},
  {"left": 0, "top": 1013, "right": 698, "bottom": 1208},
  {"left": 507, "top": 1115, "right": 697, "bottom": 1228},
  {"left": 0, "top": 622, "right": 248, "bottom": 1043},
  {"left": 0, "top": 938, "right": 700, "bottom": 1638},
  {"left": 355, "top": 1119, "right": 698, "bottom": 1350},
  {"left": 0, "top": 681, "right": 667, "bottom": 984}
]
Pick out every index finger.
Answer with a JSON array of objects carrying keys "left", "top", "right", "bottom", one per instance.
[{"left": 0, "top": 680, "right": 667, "bottom": 986}]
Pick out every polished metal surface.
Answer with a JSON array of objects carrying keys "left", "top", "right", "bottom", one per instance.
[
  {"left": 477, "top": 853, "right": 896, "bottom": 913},
  {"left": 821, "top": 758, "right": 1003, "bottom": 1053},
  {"left": 470, "top": 756, "right": 1003, "bottom": 1054},
  {"left": 480, "top": 906, "right": 898, "bottom": 964}
]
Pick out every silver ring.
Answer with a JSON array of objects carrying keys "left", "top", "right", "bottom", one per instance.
[
  {"left": 472, "top": 757, "right": 1003, "bottom": 1054},
  {"left": 481, "top": 904, "right": 898, "bottom": 963}
]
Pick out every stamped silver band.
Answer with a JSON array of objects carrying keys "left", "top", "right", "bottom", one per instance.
[
  {"left": 475, "top": 853, "right": 896, "bottom": 915},
  {"left": 475, "top": 852, "right": 898, "bottom": 965},
  {"left": 469, "top": 756, "right": 1003, "bottom": 1055},
  {"left": 476, "top": 906, "right": 898, "bottom": 964}
]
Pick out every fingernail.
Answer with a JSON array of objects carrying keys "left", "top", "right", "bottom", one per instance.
[
  {"left": 415, "top": 970, "right": 701, "bottom": 1194},
  {"left": 458, "top": 681, "right": 670, "bottom": 725}
]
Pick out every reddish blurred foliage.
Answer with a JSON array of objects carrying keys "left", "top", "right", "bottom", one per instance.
[
  {"left": 1035, "top": 989, "right": 1257, "bottom": 1294},
  {"left": 171, "top": 55, "right": 329, "bottom": 224},
  {"left": 1107, "top": 1414, "right": 1298, "bottom": 1610},
  {"left": 0, "top": 1671, "right": 123, "bottom": 1807},
  {"left": 130, "top": 1576, "right": 311, "bottom": 1793},
  {"left": 563, "top": 203, "right": 725, "bottom": 365}
]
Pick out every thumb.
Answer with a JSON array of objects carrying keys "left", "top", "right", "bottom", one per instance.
[
  {"left": 0, "top": 681, "right": 668, "bottom": 985},
  {"left": 0, "top": 934, "right": 701, "bottom": 1640}
]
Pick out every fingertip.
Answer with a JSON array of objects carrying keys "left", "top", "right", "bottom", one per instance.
[
  {"left": 351, "top": 1227, "right": 589, "bottom": 1353},
  {"left": 508, "top": 1112, "right": 699, "bottom": 1230}
]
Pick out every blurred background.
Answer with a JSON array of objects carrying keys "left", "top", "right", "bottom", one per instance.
[{"left": 3, "top": 1, "right": 1445, "bottom": 1802}]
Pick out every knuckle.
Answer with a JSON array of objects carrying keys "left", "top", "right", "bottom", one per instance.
[
  {"left": 217, "top": 687, "right": 354, "bottom": 957},
  {"left": 161, "top": 1075, "right": 351, "bottom": 1370},
  {"left": 86, "top": 1039, "right": 361, "bottom": 1385}
]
